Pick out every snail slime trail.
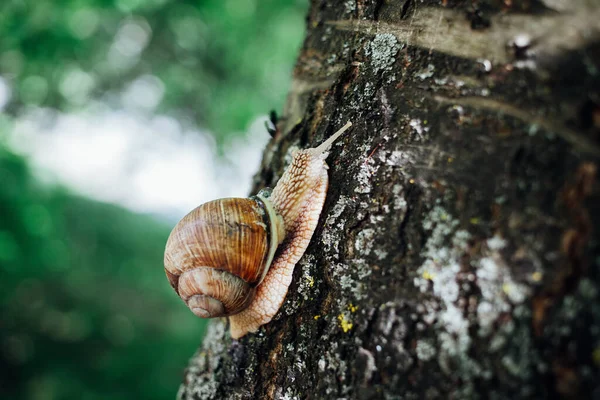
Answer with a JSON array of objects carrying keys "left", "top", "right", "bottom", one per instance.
[{"left": 164, "top": 121, "right": 352, "bottom": 339}]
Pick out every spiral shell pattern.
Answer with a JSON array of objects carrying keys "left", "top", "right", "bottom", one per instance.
[{"left": 164, "top": 197, "right": 273, "bottom": 317}]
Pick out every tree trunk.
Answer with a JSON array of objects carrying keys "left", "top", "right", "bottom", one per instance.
[{"left": 178, "top": 1, "right": 600, "bottom": 399}]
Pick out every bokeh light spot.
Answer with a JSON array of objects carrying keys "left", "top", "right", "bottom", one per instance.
[
  {"left": 0, "top": 76, "right": 12, "bottom": 111},
  {"left": 20, "top": 76, "right": 48, "bottom": 105},
  {"left": 59, "top": 68, "right": 96, "bottom": 105},
  {"left": 68, "top": 8, "right": 100, "bottom": 39}
]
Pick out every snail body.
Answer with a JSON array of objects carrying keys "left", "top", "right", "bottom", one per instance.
[{"left": 164, "top": 121, "right": 352, "bottom": 339}]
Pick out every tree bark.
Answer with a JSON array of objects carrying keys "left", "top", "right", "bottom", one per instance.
[{"left": 178, "top": 1, "right": 600, "bottom": 399}]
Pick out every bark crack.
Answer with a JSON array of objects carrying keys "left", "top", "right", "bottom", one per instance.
[{"left": 434, "top": 95, "right": 600, "bottom": 157}]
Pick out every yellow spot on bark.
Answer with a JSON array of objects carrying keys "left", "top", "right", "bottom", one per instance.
[
  {"left": 469, "top": 217, "right": 480, "bottom": 225},
  {"left": 348, "top": 303, "right": 358, "bottom": 313},
  {"left": 338, "top": 314, "right": 353, "bottom": 333},
  {"left": 409, "top": 179, "right": 415, "bottom": 184},
  {"left": 308, "top": 277, "right": 314, "bottom": 287},
  {"left": 422, "top": 271, "right": 435, "bottom": 280},
  {"left": 531, "top": 271, "right": 543, "bottom": 282},
  {"left": 314, "top": 315, "right": 320, "bottom": 320}
]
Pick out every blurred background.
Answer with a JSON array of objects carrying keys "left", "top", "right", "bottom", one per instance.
[{"left": 0, "top": 1, "right": 308, "bottom": 399}]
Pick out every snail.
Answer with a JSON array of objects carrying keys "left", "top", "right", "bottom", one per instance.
[{"left": 164, "top": 121, "right": 352, "bottom": 339}]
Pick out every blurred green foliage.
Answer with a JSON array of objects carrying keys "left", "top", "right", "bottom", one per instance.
[
  {"left": 0, "top": 0, "right": 308, "bottom": 140},
  {"left": 0, "top": 144, "right": 208, "bottom": 399},
  {"left": 0, "top": 0, "right": 307, "bottom": 398}
]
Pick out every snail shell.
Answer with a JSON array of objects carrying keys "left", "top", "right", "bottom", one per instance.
[{"left": 164, "top": 195, "right": 284, "bottom": 318}]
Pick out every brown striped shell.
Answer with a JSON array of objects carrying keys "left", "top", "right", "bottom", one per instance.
[{"left": 164, "top": 196, "right": 283, "bottom": 318}]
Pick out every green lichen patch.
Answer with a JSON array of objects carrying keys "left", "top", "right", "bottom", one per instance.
[{"left": 366, "top": 33, "right": 402, "bottom": 74}]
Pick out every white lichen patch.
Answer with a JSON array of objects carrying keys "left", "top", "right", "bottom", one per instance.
[
  {"left": 322, "top": 195, "right": 351, "bottom": 256},
  {"left": 414, "top": 207, "right": 464, "bottom": 301},
  {"left": 354, "top": 157, "right": 378, "bottom": 193},
  {"left": 392, "top": 184, "right": 408, "bottom": 212},
  {"left": 328, "top": 195, "right": 350, "bottom": 221},
  {"left": 201, "top": 321, "right": 227, "bottom": 368},
  {"left": 321, "top": 194, "right": 371, "bottom": 301},
  {"left": 369, "top": 214, "right": 385, "bottom": 224},
  {"left": 384, "top": 150, "right": 400, "bottom": 165},
  {"left": 416, "top": 339, "right": 437, "bottom": 361},
  {"left": 486, "top": 234, "right": 507, "bottom": 250},
  {"left": 344, "top": 0, "right": 356, "bottom": 13},
  {"left": 355, "top": 228, "right": 375, "bottom": 255},
  {"left": 320, "top": 342, "right": 349, "bottom": 395},
  {"left": 413, "top": 207, "right": 475, "bottom": 365},
  {"left": 318, "top": 358, "right": 326, "bottom": 372},
  {"left": 367, "top": 33, "right": 402, "bottom": 74},
  {"left": 374, "top": 248, "right": 388, "bottom": 260},
  {"left": 385, "top": 150, "right": 410, "bottom": 167},
  {"left": 413, "top": 206, "right": 534, "bottom": 384},
  {"left": 354, "top": 258, "right": 373, "bottom": 280},
  {"left": 356, "top": 201, "right": 369, "bottom": 221},
  {"left": 417, "top": 63, "right": 435, "bottom": 80},
  {"left": 409, "top": 118, "right": 430, "bottom": 142},
  {"left": 476, "top": 253, "right": 530, "bottom": 336},
  {"left": 363, "top": 81, "right": 375, "bottom": 98},
  {"left": 297, "top": 254, "right": 319, "bottom": 301},
  {"left": 279, "top": 388, "right": 299, "bottom": 400},
  {"left": 334, "top": 259, "right": 369, "bottom": 301}
]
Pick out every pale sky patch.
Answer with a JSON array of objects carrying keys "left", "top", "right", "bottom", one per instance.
[{"left": 7, "top": 107, "right": 270, "bottom": 220}]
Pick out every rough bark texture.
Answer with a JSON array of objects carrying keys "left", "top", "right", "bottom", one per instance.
[{"left": 178, "top": 1, "right": 600, "bottom": 399}]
